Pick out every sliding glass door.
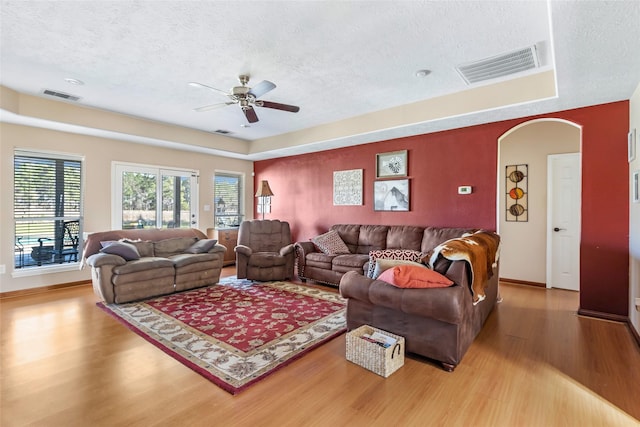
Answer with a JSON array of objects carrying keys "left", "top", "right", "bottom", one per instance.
[{"left": 114, "top": 163, "right": 198, "bottom": 229}]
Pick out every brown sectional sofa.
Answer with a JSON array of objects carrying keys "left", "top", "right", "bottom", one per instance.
[
  {"left": 83, "top": 228, "right": 226, "bottom": 304},
  {"left": 295, "top": 224, "right": 500, "bottom": 371}
]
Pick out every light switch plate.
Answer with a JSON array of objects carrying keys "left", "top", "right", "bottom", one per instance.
[{"left": 458, "top": 186, "right": 472, "bottom": 194}]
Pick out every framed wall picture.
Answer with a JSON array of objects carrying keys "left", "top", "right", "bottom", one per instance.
[
  {"left": 374, "top": 179, "right": 409, "bottom": 211},
  {"left": 376, "top": 150, "right": 407, "bottom": 178},
  {"left": 629, "top": 129, "right": 637, "bottom": 162},
  {"left": 333, "top": 169, "right": 363, "bottom": 206}
]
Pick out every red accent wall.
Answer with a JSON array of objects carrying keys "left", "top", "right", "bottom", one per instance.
[{"left": 254, "top": 101, "right": 630, "bottom": 316}]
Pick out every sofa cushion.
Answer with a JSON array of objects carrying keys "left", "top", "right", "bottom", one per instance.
[
  {"left": 311, "top": 230, "right": 350, "bottom": 255},
  {"left": 169, "top": 252, "right": 220, "bottom": 268},
  {"left": 154, "top": 237, "right": 198, "bottom": 257},
  {"left": 372, "top": 258, "right": 427, "bottom": 279},
  {"left": 378, "top": 265, "right": 453, "bottom": 288},
  {"left": 248, "top": 252, "right": 287, "bottom": 267},
  {"left": 184, "top": 238, "right": 218, "bottom": 254},
  {"left": 386, "top": 226, "right": 424, "bottom": 251},
  {"left": 367, "top": 248, "right": 426, "bottom": 277},
  {"left": 306, "top": 252, "right": 335, "bottom": 269},
  {"left": 332, "top": 254, "right": 370, "bottom": 273},
  {"left": 121, "top": 239, "right": 154, "bottom": 257},
  {"left": 100, "top": 241, "right": 140, "bottom": 261},
  {"left": 356, "top": 225, "right": 389, "bottom": 254},
  {"left": 332, "top": 254, "right": 369, "bottom": 268},
  {"left": 112, "top": 257, "right": 174, "bottom": 274}
]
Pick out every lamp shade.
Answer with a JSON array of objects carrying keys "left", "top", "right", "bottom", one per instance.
[{"left": 255, "top": 180, "right": 274, "bottom": 197}]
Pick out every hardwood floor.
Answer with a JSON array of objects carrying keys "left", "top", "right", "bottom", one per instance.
[{"left": 2, "top": 270, "right": 639, "bottom": 427}]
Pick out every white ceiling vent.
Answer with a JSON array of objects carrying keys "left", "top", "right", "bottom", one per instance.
[
  {"left": 42, "top": 89, "right": 81, "bottom": 102},
  {"left": 456, "top": 45, "right": 539, "bottom": 85},
  {"left": 213, "top": 129, "right": 233, "bottom": 135}
]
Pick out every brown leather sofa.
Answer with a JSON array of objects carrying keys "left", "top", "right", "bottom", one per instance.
[
  {"left": 83, "top": 228, "right": 226, "bottom": 304},
  {"left": 295, "top": 224, "right": 474, "bottom": 286},
  {"left": 296, "top": 224, "right": 499, "bottom": 371}
]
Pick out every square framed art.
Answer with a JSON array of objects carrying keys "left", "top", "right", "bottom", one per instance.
[{"left": 374, "top": 179, "right": 409, "bottom": 211}]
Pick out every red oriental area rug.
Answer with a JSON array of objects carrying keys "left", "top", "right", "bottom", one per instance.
[{"left": 97, "top": 278, "right": 346, "bottom": 394}]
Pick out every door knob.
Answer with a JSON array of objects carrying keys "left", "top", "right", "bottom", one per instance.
[{"left": 553, "top": 227, "right": 565, "bottom": 232}]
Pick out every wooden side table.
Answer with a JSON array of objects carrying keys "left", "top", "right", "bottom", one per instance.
[{"left": 207, "top": 227, "right": 238, "bottom": 266}]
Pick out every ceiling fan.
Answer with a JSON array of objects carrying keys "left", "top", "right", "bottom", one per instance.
[{"left": 188, "top": 75, "right": 300, "bottom": 123}]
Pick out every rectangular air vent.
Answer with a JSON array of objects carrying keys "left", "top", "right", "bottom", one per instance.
[
  {"left": 214, "top": 129, "right": 233, "bottom": 135},
  {"left": 455, "top": 45, "right": 539, "bottom": 85},
  {"left": 43, "top": 89, "right": 81, "bottom": 102}
]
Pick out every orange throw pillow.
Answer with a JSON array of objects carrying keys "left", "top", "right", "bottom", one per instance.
[{"left": 377, "top": 265, "right": 454, "bottom": 288}]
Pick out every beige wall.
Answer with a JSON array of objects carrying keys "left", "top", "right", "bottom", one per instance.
[
  {"left": 498, "top": 120, "right": 580, "bottom": 284},
  {"left": 0, "top": 123, "right": 253, "bottom": 293},
  {"left": 630, "top": 82, "right": 640, "bottom": 335}
]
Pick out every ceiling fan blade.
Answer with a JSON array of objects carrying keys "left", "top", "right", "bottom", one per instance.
[
  {"left": 259, "top": 101, "right": 300, "bottom": 113},
  {"left": 188, "top": 82, "right": 229, "bottom": 96},
  {"left": 193, "top": 102, "right": 234, "bottom": 112},
  {"left": 243, "top": 106, "right": 259, "bottom": 123},
  {"left": 248, "top": 80, "right": 276, "bottom": 98}
]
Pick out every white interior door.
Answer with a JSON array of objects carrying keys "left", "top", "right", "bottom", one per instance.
[{"left": 547, "top": 153, "right": 581, "bottom": 291}]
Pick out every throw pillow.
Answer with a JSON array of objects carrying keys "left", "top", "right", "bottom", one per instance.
[
  {"left": 367, "top": 249, "right": 426, "bottom": 277},
  {"left": 100, "top": 241, "right": 140, "bottom": 261},
  {"left": 377, "top": 265, "right": 454, "bottom": 288},
  {"left": 311, "top": 230, "right": 350, "bottom": 255},
  {"left": 184, "top": 239, "right": 218, "bottom": 254},
  {"left": 371, "top": 258, "right": 427, "bottom": 279}
]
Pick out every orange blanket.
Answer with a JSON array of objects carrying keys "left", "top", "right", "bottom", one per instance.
[{"left": 428, "top": 231, "right": 500, "bottom": 305}]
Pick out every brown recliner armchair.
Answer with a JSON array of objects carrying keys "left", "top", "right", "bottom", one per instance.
[{"left": 235, "top": 220, "right": 295, "bottom": 281}]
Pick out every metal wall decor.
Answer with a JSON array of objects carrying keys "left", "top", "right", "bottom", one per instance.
[
  {"left": 333, "top": 169, "right": 363, "bottom": 206},
  {"left": 505, "top": 164, "right": 528, "bottom": 222}
]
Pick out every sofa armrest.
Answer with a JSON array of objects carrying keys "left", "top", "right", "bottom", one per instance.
[
  {"left": 209, "top": 243, "right": 227, "bottom": 254},
  {"left": 280, "top": 243, "right": 295, "bottom": 256},
  {"left": 294, "top": 241, "right": 317, "bottom": 274},
  {"left": 432, "top": 257, "right": 471, "bottom": 290},
  {"left": 339, "top": 271, "right": 467, "bottom": 324},
  {"left": 86, "top": 253, "right": 127, "bottom": 268},
  {"left": 235, "top": 245, "right": 252, "bottom": 256}
]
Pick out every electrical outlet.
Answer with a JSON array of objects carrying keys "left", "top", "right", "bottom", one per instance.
[{"left": 0, "top": 264, "right": 5, "bottom": 274}]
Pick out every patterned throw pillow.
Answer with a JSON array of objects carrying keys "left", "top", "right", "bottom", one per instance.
[
  {"left": 311, "top": 230, "right": 350, "bottom": 255},
  {"left": 367, "top": 249, "right": 427, "bottom": 278}
]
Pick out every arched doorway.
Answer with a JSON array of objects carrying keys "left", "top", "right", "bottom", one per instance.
[{"left": 497, "top": 119, "right": 581, "bottom": 288}]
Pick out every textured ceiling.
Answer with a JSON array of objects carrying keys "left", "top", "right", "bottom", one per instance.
[{"left": 1, "top": 1, "right": 639, "bottom": 160}]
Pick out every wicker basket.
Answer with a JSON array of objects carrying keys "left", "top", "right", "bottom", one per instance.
[{"left": 346, "top": 325, "right": 405, "bottom": 377}]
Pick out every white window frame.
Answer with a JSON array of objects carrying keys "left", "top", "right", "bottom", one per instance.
[
  {"left": 214, "top": 170, "right": 245, "bottom": 228},
  {"left": 112, "top": 161, "right": 199, "bottom": 230},
  {"left": 12, "top": 149, "right": 85, "bottom": 278}
]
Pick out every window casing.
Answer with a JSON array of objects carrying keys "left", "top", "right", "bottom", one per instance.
[
  {"left": 113, "top": 163, "right": 198, "bottom": 229},
  {"left": 214, "top": 173, "right": 243, "bottom": 228},
  {"left": 14, "top": 150, "right": 83, "bottom": 270}
]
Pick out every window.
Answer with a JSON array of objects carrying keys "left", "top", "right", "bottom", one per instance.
[
  {"left": 113, "top": 163, "right": 198, "bottom": 229},
  {"left": 14, "top": 150, "right": 83, "bottom": 270},
  {"left": 214, "top": 173, "right": 243, "bottom": 228}
]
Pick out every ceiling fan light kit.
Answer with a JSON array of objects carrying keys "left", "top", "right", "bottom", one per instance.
[{"left": 190, "top": 74, "right": 300, "bottom": 124}]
